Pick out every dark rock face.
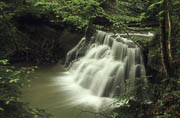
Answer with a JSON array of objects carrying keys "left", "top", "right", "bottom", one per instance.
[
  {"left": 85, "top": 25, "right": 97, "bottom": 41},
  {"left": 11, "top": 13, "right": 84, "bottom": 64},
  {"left": 64, "top": 26, "right": 97, "bottom": 67}
]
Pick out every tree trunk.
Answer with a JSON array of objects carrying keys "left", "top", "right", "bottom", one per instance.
[
  {"left": 159, "top": 14, "right": 170, "bottom": 77},
  {"left": 167, "top": 1, "right": 172, "bottom": 61},
  {"left": 167, "top": 11, "right": 172, "bottom": 59},
  {"left": 178, "top": 16, "right": 180, "bottom": 27}
]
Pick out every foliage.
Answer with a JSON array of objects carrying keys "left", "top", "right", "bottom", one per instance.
[
  {"left": 155, "top": 78, "right": 180, "bottom": 118},
  {"left": 0, "top": 1, "right": 25, "bottom": 59},
  {"left": 30, "top": 0, "right": 106, "bottom": 30},
  {"left": 22, "top": 0, "right": 146, "bottom": 31},
  {"left": 112, "top": 76, "right": 151, "bottom": 118},
  {"left": 113, "top": 76, "right": 180, "bottom": 118},
  {"left": 0, "top": 60, "right": 51, "bottom": 118}
]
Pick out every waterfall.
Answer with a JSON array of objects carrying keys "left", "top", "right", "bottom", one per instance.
[{"left": 64, "top": 30, "right": 146, "bottom": 98}]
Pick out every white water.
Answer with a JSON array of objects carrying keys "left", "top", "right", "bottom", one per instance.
[
  {"left": 57, "top": 31, "right": 147, "bottom": 110},
  {"left": 120, "top": 32, "right": 154, "bottom": 37}
]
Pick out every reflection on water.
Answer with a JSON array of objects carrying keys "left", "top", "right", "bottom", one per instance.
[{"left": 21, "top": 64, "right": 114, "bottom": 118}]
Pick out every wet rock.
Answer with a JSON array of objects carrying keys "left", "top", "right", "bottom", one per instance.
[{"left": 64, "top": 26, "right": 97, "bottom": 67}]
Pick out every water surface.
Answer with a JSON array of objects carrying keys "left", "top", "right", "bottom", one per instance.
[{"left": 21, "top": 63, "right": 113, "bottom": 118}]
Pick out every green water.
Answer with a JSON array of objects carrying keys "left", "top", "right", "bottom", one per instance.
[{"left": 21, "top": 64, "right": 98, "bottom": 118}]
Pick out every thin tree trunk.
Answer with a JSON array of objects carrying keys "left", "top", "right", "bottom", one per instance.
[
  {"left": 167, "top": 1, "right": 172, "bottom": 61},
  {"left": 167, "top": 11, "right": 172, "bottom": 59},
  {"left": 160, "top": 15, "right": 170, "bottom": 77},
  {"left": 178, "top": 16, "right": 180, "bottom": 27}
]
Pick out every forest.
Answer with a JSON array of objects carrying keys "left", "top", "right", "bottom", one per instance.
[{"left": 0, "top": 0, "right": 180, "bottom": 118}]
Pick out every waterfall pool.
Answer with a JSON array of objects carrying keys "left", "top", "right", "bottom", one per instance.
[{"left": 21, "top": 63, "right": 114, "bottom": 118}]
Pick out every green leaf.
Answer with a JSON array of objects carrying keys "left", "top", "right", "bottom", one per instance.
[
  {"left": 0, "top": 59, "right": 8, "bottom": 65},
  {"left": 6, "top": 100, "right": 10, "bottom": 105},
  {"left": 9, "top": 78, "right": 19, "bottom": 83},
  {"left": 113, "top": 112, "right": 119, "bottom": 118},
  {"left": 0, "top": 107, "right": 4, "bottom": 111},
  {"left": 148, "top": 0, "right": 163, "bottom": 11}
]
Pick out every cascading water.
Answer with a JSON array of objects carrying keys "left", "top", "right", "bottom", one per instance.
[{"left": 58, "top": 30, "right": 148, "bottom": 109}]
